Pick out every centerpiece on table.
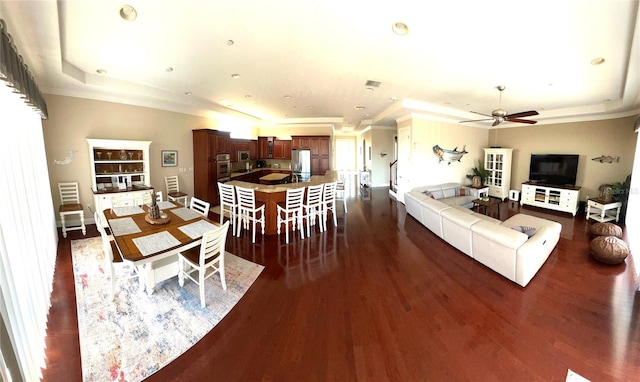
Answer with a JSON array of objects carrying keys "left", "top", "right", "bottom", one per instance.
[{"left": 145, "top": 191, "right": 171, "bottom": 225}]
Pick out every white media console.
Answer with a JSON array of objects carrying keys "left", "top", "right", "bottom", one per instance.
[{"left": 521, "top": 182, "right": 581, "bottom": 216}]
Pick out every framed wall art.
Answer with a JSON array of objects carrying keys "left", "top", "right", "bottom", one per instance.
[{"left": 161, "top": 150, "right": 177, "bottom": 167}]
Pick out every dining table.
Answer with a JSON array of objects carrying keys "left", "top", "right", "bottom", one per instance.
[{"left": 104, "top": 200, "right": 220, "bottom": 294}]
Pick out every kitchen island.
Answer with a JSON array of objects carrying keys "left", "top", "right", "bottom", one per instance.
[{"left": 226, "top": 171, "right": 339, "bottom": 235}]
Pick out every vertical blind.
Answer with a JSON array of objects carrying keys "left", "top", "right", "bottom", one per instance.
[{"left": 0, "top": 17, "right": 56, "bottom": 382}]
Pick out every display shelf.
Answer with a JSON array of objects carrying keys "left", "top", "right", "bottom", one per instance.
[{"left": 87, "top": 139, "right": 152, "bottom": 225}]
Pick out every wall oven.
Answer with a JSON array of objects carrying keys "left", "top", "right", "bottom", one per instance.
[{"left": 216, "top": 153, "right": 231, "bottom": 182}]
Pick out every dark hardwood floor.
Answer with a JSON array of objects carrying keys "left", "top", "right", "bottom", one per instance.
[{"left": 41, "top": 188, "right": 640, "bottom": 381}]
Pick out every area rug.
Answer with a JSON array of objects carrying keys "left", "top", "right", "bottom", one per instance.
[{"left": 71, "top": 237, "right": 263, "bottom": 382}]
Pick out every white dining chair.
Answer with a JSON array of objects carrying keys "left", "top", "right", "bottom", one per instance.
[
  {"left": 218, "top": 182, "right": 237, "bottom": 227},
  {"left": 321, "top": 181, "right": 338, "bottom": 231},
  {"left": 165, "top": 175, "right": 189, "bottom": 206},
  {"left": 155, "top": 190, "right": 164, "bottom": 203},
  {"left": 178, "top": 221, "right": 230, "bottom": 308},
  {"left": 189, "top": 196, "right": 211, "bottom": 217},
  {"left": 302, "top": 184, "right": 324, "bottom": 237},
  {"left": 336, "top": 173, "right": 348, "bottom": 213},
  {"left": 95, "top": 211, "right": 137, "bottom": 300},
  {"left": 277, "top": 187, "right": 305, "bottom": 243},
  {"left": 58, "top": 182, "right": 86, "bottom": 238},
  {"left": 235, "top": 185, "right": 265, "bottom": 243}
]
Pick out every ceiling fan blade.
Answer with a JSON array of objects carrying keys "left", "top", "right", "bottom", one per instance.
[
  {"left": 470, "top": 111, "right": 493, "bottom": 117},
  {"left": 459, "top": 118, "right": 494, "bottom": 123},
  {"left": 507, "top": 118, "right": 538, "bottom": 124},
  {"left": 506, "top": 110, "right": 538, "bottom": 119}
]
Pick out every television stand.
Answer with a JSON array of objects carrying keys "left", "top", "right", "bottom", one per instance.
[{"left": 521, "top": 182, "right": 581, "bottom": 216}]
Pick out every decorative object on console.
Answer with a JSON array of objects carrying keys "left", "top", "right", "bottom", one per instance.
[
  {"left": 591, "top": 155, "right": 620, "bottom": 164},
  {"left": 466, "top": 159, "right": 490, "bottom": 186},
  {"left": 432, "top": 144, "right": 468, "bottom": 165}
]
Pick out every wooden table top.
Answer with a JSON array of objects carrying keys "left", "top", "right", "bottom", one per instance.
[
  {"left": 472, "top": 197, "right": 500, "bottom": 207},
  {"left": 104, "top": 204, "right": 219, "bottom": 263}
]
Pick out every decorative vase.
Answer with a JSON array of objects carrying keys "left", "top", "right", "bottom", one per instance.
[{"left": 472, "top": 176, "right": 482, "bottom": 188}]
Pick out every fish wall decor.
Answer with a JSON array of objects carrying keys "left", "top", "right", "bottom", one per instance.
[
  {"left": 433, "top": 145, "right": 468, "bottom": 165},
  {"left": 591, "top": 155, "right": 620, "bottom": 164}
]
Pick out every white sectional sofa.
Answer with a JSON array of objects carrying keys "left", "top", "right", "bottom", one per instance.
[{"left": 404, "top": 183, "right": 562, "bottom": 287}]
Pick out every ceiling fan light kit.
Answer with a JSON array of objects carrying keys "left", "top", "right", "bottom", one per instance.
[{"left": 460, "top": 85, "right": 539, "bottom": 126}]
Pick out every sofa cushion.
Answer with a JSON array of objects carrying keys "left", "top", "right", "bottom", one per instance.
[
  {"left": 441, "top": 208, "right": 482, "bottom": 257},
  {"left": 442, "top": 195, "right": 476, "bottom": 207}
]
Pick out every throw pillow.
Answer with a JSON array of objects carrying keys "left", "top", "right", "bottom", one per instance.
[
  {"left": 511, "top": 225, "right": 537, "bottom": 238},
  {"left": 458, "top": 188, "right": 467, "bottom": 196},
  {"left": 422, "top": 191, "right": 435, "bottom": 199}
]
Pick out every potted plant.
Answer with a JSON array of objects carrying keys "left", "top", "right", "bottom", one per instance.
[
  {"left": 610, "top": 174, "right": 632, "bottom": 223},
  {"left": 466, "top": 159, "right": 490, "bottom": 186}
]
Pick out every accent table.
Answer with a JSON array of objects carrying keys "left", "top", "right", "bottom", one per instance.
[
  {"left": 472, "top": 197, "right": 500, "bottom": 218},
  {"left": 586, "top": 198, "right": 622, "bottom": 223}
]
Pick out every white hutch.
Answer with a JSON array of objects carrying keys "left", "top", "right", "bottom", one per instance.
[
  {"left": 484, "top": 148, "right": 513, "bottom": 200},
  {"left": 87, "top": 139, "right": 153, "bottom": 225}
]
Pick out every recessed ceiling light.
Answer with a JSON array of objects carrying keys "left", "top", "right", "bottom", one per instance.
[
  {"left": 165, "top": 67, "right": 173, "bottom": 72},
  {"left": 226, "top": 40, "right": 235, "bottom": 46},
  {"left": 591, "top": 57, "right": 605, "bottom": 65},
  {"left": 365, "top": 87, "right": 374, "bottom": 92},
  {"left": 354, "top": 105, "right": 365, "bottom": 110},
  {"left": 244, "top": 95, "right": 251, "bottom": 99},
  {"left": 119, "top": 5, "right": 137, "bottom": 21},
  {"left": 96, "top": 69, "right": 107, "bottom": 74},
  {"left": 444, "top": 102, "right": 451, "bottom": 105},
  {"left": 284, "top": 95, "right": 292, "bottom": 99},
  {"left": 307, "top": 106, "right": 314, "bottom": 109},
  {"left": 390, "top": 96, "right": 398, "bottom": 102},
  {"left": 392, "top": 22, "right": 409, "bottom": 35},
  {"left": 184, "top": 91, "right": 192, "bottom": 96},
  {"left": 231, "top": 73, "right": 241, "bottom": 79}
]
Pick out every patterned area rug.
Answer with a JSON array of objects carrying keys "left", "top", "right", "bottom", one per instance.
[{"left": 71, "top": 237, "right": 263, "bottom": 382}]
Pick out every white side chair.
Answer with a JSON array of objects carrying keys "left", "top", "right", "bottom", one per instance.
[
  {"left": 178, "top": 221, "right": 230, "bottom": 308},
  {"left": 218, "top": 182, "right": 237, "bottom": 227},
  {"left": 236, "top": 186, "right": 266, "bottom": 243},
  {"left": 302, "top": 184, "right": 324, "bottom": 237},
  {"left": 277, "top": 187, "right": 305, "bottom": 243},
  {"left": 58, "top": 182, "right": 86, "bottom": 238},
  {"left": 336, "top": 174, "right": 348, "bottom": 213},
  {"left": 321, "top": 181, "right": 338, "bottom": 231},
  {"left": 95, "top": 211, "right": 137, "bottom": 300},
  {"left": 189, "top": 196, "right": 211, "bottom": 217},
  {"left": 165, "top": 175, "right": 189, "bottom": 206}
]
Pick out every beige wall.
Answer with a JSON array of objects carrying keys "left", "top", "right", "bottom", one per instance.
[
  {"left": 43, "top": 94, "right": 238, "bottom": 214},
  {"left": 371, "top": 128, "right": 396, "bottom": 187},
  {"left": 490, "top": 116, "right": 637, "bottom": 201},
  {"left": 407, "top": 116, "right": 489, "bottom": 188}
]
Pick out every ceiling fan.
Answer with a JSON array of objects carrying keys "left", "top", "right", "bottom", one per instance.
[{"left": 460, "top": 85, "right": 538, "bottom": 126}]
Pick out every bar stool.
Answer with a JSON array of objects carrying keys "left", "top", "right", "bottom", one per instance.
[
  {"left": 58, "top": 182, "right": 86, "bottom": 238},
  {"left": 218, "top": 182, "right": 238, "bottom": 228},
  {"left": 321, "top": 181, "right": 338, "bottom": 231},
  {"left": 236, "top": 186, "right": 266, "bottom": 243},
  {"left": 277, "top": 187, "right": 305, "bottom": 243},
  {"left": 302, "top": 184, "right": 324, "bottom": 236}
]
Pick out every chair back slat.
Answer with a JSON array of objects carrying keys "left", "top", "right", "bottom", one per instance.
[
  {"left": 59, "top": 182, "right": 80, "bottom": 205},
  {"left": 285, "top": 187, "right": 305, "bottom": 209},
  {"left": 218, "top": 183, "right": 236, "bottom": 205},
  {"left": 200, "top": 221, "right": 230, "bottom": 266},
  {"left": 189, "top": 197, "right": 211, "bottom": 217},
  {"left": 305, "top": 184, "right": 323, "bottom": 206},
  {"left": 236, "top": 186, "right": 258, "bottom": 209},
  {"left": 165, "top": 175, "right": 180, "bottom": 194}
]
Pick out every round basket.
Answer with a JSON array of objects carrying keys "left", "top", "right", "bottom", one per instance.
[{"left": 145, "top": 213, "right": 171, "bottom": 225}]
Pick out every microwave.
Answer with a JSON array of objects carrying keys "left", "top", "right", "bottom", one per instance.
[{"left": 238, "top": 150, "right": 250, "bottom": 161}]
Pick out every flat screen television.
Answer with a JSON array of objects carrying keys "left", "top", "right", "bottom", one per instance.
[{"left": 529, "top": 154, "right": 579, "bottom": 186}]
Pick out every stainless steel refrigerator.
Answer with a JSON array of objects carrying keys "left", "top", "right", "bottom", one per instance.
[{"left": 291, "top": 148, "right": 311, "bottom": 182}]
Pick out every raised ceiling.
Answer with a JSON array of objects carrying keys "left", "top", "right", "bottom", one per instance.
[{"left": 1, "top": 0, "right": 639, "bottom": 132}]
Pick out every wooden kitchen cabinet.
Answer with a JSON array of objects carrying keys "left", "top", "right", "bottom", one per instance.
[
  {"left": 273, "top": 139, "right": 291, "bottom": 159},
  {"left": 292, "top": 135, "right": 330, "bottom": 175},
  {"left": 193, "top": 129, "right": 231, "bottom": 206},
  {"left": 258, "top": 136, "right": 274, "bottom": 159}
]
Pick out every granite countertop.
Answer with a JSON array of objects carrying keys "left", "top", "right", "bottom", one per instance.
[
  {"left": 230, "top": 168, "right": 292, "bottom": 178},
  {"left": 226, "top": 171, "right": 339, "bottom": 193},
  {"left": 259, "top": 173, "right": 290, "bottom": 181}
]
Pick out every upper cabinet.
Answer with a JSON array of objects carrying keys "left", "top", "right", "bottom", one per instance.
[
  {"left": 292, "top": 135, "right": 330, "bottom": 175},
  {"left": 259, "top": 136, "right": 291, "bottom": 160},
  {"left": 86, "top": 139, "right": 151, "bottom": 192}
]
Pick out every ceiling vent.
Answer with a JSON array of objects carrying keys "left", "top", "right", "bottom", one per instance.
[{"left": 365, "top": 80, "right": 381, "bottom": 88}]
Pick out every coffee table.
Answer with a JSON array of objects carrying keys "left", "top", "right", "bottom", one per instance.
[{"left": 473, "top": 197, "right": 500, "bottom": 218}]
